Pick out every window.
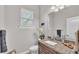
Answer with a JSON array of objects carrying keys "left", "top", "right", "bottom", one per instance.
[
  {"left": 66, "top": 16, "right": 79, "bottom": 41},
  {"left": 20, "top": 8, "right": 33, "bottom": 28}
]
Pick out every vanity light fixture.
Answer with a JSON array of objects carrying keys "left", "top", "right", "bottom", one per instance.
[{"left": 51, "top": 5, "right": 66, "bottom": 12}]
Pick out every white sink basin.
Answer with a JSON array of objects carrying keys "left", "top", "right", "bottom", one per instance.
[{"left": 45, "top": 41, "right": 57, "bottom": 46}]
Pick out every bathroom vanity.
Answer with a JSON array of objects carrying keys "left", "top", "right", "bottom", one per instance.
[{"left": 38, "top": 39, "right": 75, "bottom": 54}]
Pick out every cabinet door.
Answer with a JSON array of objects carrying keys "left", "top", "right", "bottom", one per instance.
[{"left": 38, "top": 42, "right": 59, "bottom": 54}]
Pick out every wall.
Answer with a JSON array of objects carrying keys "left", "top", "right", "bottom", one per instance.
[
  {"left": 48, "top": 13, "right": 56, "bottom": 37},
  {"left": 0, "top": 6, "right": 5, "bottom": 29},
  {"left": 4, "top": 5, "right": 39, "bottom": 53},
  {"left": 40, "top": 5, "right": 52, "bottom": 37}
]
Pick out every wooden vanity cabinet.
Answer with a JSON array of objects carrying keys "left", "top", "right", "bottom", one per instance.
[{"left": 38, "top": 41, "right": 60, "bottom": 54}]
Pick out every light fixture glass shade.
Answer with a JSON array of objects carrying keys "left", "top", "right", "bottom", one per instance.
[{"left": 50, "top": 5, "right": 69, "bottom": 13}]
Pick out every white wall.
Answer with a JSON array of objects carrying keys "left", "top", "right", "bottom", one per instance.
[
  {"left": 0, "top": 6, "right": 5, "bottom": 29},
  {"left": 40, "top": 5, "right": 52, "bottom": 37},
  {"left": 48, "top": 13, "right": 56, "bottom": 37},
  {"left": 49, "top": 6, "right": 79, "bottom": 39},
  {"left": 3, "top": 5, "right": 39, "bottom": 53}
]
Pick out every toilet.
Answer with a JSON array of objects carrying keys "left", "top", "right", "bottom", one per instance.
[{"left": 29, "top": 45, "right": 38, "bottom": 54}]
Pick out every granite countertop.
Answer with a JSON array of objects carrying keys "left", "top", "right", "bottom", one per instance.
[{"left": 39, "top": 39, "right": 75, "bottom": 54}]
